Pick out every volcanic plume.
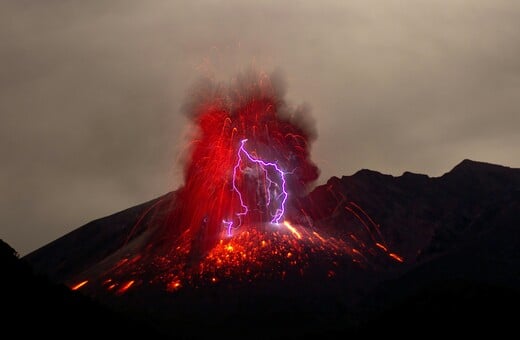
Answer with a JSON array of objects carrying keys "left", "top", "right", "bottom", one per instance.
[
  {"left": 173, "top": 69, "right": 319, "bottom": 253},
  {"left": 55, "top": 70, "right": 403, "bottom": 298}
]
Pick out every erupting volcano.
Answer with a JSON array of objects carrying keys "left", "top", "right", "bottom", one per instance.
[
  {"left": 175, "top": 70, "right": 319, "bottom": 250},
  {"left": 55, "top": 70, "right": 403, "bottom": 298},
  {"left": 17, "top": 69, "right": 520, "bottom": 339}
]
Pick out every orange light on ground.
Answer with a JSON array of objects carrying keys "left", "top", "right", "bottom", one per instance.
[
  {"left": 95, "top": 205, "right": 405, "bottom": 294},
  {"left": 167, "top": 280, "right": 182, "bottom": 292}
]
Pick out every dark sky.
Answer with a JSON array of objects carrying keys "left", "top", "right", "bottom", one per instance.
[{"left": 2, "top": 0, "right": 519, "bottom": 256}]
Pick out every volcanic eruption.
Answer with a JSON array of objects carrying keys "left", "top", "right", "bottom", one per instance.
[
  {"left": 174, "top": 70, "right": 319, "bottom": 253},
  {"left": 18, "top": 71, "right": 519, "bottom": 339},
  {"left": 63, "top": 70, "right": 403, "bottom": 298}
]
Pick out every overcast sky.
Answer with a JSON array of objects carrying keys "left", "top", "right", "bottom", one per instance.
[{"left": 1, "top": 0, "right": 519, "bottom": 256}]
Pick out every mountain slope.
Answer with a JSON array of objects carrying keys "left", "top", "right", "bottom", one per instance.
[{"left": 21, "top": 159, "right": 520, "bottom": 338}]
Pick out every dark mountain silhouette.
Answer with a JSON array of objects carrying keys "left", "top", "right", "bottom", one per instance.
[
  {"left": 0, "top": 239, "right": 164, "bottom": 337},
  {"left": 19, "top": 159, "right": 520, "bottom": 338}
]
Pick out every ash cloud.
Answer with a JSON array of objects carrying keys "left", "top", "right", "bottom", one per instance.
[
  {"left": 181, "top": 68, "right": 317, "bottom": 140},
  {"left": 179, "top": 68, "right": 319, "bottom": 187}
]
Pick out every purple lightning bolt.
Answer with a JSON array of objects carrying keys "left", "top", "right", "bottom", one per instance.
[{"left": 223, "top": 139, "right": 288, "bottom": 236}]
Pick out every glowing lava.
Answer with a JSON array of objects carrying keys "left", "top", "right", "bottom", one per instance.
[
  {"left": 71, "top": 280, "right": 88, "bottom": 291},
  {"left": 70, "top": 219, "right": 403, "bottom": 295}
]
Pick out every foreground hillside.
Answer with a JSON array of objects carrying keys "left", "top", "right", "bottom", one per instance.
[{"left": 0, "top": 239, "right": 162, "bottom": 337}]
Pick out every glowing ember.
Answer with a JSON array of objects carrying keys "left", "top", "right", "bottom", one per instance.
[
  {"left": 167, "top": 279, "right": 182, "bottom": 292},
  {"left": 70, "top": 280, "right": 88, "bottom": 291},
  {"left": 116, "top": 280, "right": 135, "bottom": 295},
  {"left": 389, "top": 253, "right": 404, "bottom": 263},
  {"left": 283, "top": 221, "right": 302, "bottom": 239}
]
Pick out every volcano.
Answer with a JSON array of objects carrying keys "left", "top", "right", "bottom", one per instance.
[
  {"left": 17, "top": 69, "right": 520, "bottom": 338},
  {"left": 22, "top": 159, "right": 520, "bottom": 338}
]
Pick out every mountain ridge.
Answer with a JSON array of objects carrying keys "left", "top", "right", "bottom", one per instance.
[{"left": 19, "top": 158, "right": 519, "bottom": 337}]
